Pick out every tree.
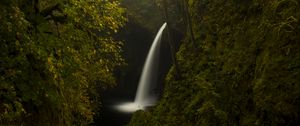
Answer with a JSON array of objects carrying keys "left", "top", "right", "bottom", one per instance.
[
  {"left": 0, "top": 0, "right": 126, "bottom": 125},
  {"left": 129, "top": 0, "right": 300, "bottom": 126}
]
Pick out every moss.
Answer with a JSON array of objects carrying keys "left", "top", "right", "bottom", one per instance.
[{"left": 129, "top": 0, "right": 300, "bottom": 125}]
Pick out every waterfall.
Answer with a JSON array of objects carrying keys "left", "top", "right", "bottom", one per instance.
[
  {"left": 115, "top": 23, "right": 167, "bottom": 112},
  {"left": 135, "top": 22, "right": 167, "bottom": 105}
]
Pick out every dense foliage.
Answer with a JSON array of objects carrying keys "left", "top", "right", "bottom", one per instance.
[
  {"left": 122, "top": 0, "right": 165, "bottom": 32},
  {"left": 129, "top": 0, "right": 300, "bottom": 125},
  {"left": 0, "top": 0, "right": 125, "bottom": 125}
]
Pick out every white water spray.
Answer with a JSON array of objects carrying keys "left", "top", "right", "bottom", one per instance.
[{"left": 115, "top": 23, "right": 167, "bottom": 113}]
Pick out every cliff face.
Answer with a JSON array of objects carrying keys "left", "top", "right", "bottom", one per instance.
[{"left": 129, "top": 0, "right": 300, "bottom": 125}]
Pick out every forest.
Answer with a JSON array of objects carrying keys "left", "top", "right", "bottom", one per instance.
[
  {"left": 1, "top": 0, "right": 300, "bottom": 126},
  {"left": 0, "top": 0, "right": 125, "bottom": 125}
]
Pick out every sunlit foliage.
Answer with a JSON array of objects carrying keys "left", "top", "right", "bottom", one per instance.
[{"left": 0, "top": 0, "right": 126, "bottom": 125}]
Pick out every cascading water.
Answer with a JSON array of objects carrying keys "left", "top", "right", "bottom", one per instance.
[
  {"left": 135, "top": 23, "right": 166, "bottom": 105},
  {"left": 115, "top": 23, "right": 167, "bottom": 113}
]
